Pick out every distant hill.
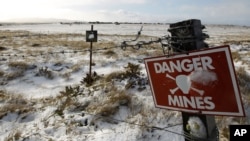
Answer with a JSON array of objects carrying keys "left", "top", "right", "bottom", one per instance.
[{"left": 0, "top": 18, "right": 79, "bottom": 24}]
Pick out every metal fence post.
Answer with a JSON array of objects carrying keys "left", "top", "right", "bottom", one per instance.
[{"left": 86, "top": 25, "right": 98, "bottom": 84}]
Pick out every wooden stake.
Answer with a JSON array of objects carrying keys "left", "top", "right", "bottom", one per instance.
[{"left": 89, "top": 25, "right": 93, "bottom": 80}]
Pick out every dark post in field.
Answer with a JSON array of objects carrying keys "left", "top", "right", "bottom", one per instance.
[
  {"left": 168, "top": 19, "right": 218, "bottom": 141},
  {"left": 86, "top": 25, "right": 98, "bottom": 84}
]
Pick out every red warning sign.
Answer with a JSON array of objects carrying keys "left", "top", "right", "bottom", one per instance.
[{"left": 144, "top": 45, "right": 245, "bottom": 116}]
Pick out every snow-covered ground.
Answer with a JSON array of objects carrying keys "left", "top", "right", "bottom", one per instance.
[{"left": 0, "top": 23, "right": 250, "bottom": 141}]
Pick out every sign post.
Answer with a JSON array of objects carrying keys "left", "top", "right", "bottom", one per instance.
[
  {"left": 86, "top": 25, "right": 97, "bottom": 84},
  {"left": 144, "top": 19, "right": 245, "bottom": 141},
  {"left": 144, "top": 46, "right": 245, "bottom": 116}
]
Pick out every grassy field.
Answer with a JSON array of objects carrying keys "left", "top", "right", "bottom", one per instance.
[{"left": 0, "top": 27, "right": 250, "bottom": 141}]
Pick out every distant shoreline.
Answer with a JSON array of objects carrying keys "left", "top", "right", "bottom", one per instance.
[
  {"left": 1, "top": 21, "right": 249, "bottom": 28},
  {"left": 0, "top": 21, "right": 170, "bottom": 26}
]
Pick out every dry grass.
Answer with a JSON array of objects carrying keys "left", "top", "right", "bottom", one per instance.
[
  {"left": 97, "top": 41, "right": 116, "bottom": 48},
  {"left": 0, "top": 30, "right": 89, "bottom": 49},
  {"left": 231, "top": 51, "right": 241, "bottom": 61},
  {"left": 86, "top": 87, "right": 131, "bottom": 117},
  {"left": 236, "top": 67, "right": 250, "bottom": 108},
  {"left": 5, "top": 71, "right": 25, "bottom": 80},
  {"left": 59, "top": 63, "right": 82, "bottom": 80},
  {"left": 36, "top": 67, "right": 54, "bottom": 80},
  {"left": 3, "top": 61, "right": 31, "bottom": 80},
  {"left": 107, "top": 89, "right": 131, "bottom": 106},
  {"left": 70, "top": 63, "right": 82, "bottom": 73},
  {"left": 216, "top": 115, "right": 248, "bottom": 141},
  {"left": 0, "top": 91, "right": 35, "bottom": 119},
  {"left": 105, "top": 62, "right": 142, "bottom": 82},
  {"left": 223, "top": 34, "right": 250, "bottom": 45},
  {"left": 50, "top": 86, "right": 87, "bottom": 117},
  {"left": 236, "top": 67, "right": 250, "bottom": 95},
  {"left": 8, "top": 61, "right": 29, "bottom": 70},
  {"left": 4, "top": 130, "right": 22, "bottom": 141},
  {"left": 0, "top": 70, "right": 4, "bottom": 77},
  {"left": 103, "top": 50, "right": 118, "bottom": 58},
  {"left": 105, "top": 71, "right": 125, "bottom": 82},
  {"left": 0, "top": 30, "right": 120, "bottom": 50}
]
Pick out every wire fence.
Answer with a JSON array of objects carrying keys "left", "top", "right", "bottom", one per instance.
[
  {"left": 81, "top": 109, "right": 219, "bottom": 141},
  {"left": 81, "top": 111, "right": 219, "bottom": 141},
  {"left": 0, "top": 25, "right": 176, "bottom": 61},
  {"left": 0, "top": 46, "right": 117, "bottom": 59},
  {"left": 81, "top": 111, "right": 191, "bottom": 140},
  {"left": 0, "top": 44, "right": 166, "bottom": 62}
]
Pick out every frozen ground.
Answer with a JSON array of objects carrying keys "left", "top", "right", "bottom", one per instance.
[{"left": 0, "top": 23, "right": 250, "bottom": 141}]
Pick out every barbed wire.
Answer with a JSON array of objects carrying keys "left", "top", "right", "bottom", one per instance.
[
  {"left": 62, "top": 110, "right": 192, "bottom": 140},
  {"left": 0, "top": 26, "right": 192, "bottom": 60},
  {"left": 71, "top": 111, "right": 206, "bottom": 141},
  {"left": 83, "top": 111, "right": 182, "bottom": 130},
  {"left": 0, "top": 42, "right": 164, "bottom": 60},
  {"left": 0, "top": 46, "right": 118, "bottom": 59}
]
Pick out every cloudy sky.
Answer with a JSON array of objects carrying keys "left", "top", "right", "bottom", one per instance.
[{"left": 0, "top": 0, "right": 250, "bottom": 25}]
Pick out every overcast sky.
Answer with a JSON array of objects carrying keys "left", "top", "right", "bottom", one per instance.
[{"left": 1, "top": 0, "right": 250, "bottom": 25}]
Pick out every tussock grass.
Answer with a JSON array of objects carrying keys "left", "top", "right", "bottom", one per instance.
[
  {"left": 0, "top": 46, "right": 7, "bottom": 51},
  {"left": 217, "top": 115, "right": 248, "bottom": 141},
  {"left": 105, "top": 62, "right": 142, "bottom": 82},
  {"left": 231, "top": 51, "right": 241, "bottom": 61},
  {"left": 52, "top": 86, "right": 87, "bottom": 117},
  {"left": 0, "top": 70, "right": 4, "bottom": 77},
  {"left": 103, "top": 50, "right": 118, "bottom": 58},
  {"left": 4, "top": 61, "right": 34, "bottom": 80},
  {"left": 0, "top": 91, "right": 35, "bottom": 119},
  {"left": 236, "top": 67, "right": 250, "bottom": 95},
  {"left": 70, "top": 63, "right": 82, "bottom": 73},
  {"left": 105, "top": 71, "right": 125, "bottom": 82},
  {"left": 223, "top": 34, "right": 250, "bottom": 45},
  {"left": 4, "top": 130, "right": 22, "bottom": 141},
  {"left": 0, "top": 30, "right": 30, "bottom": 38},
  {"left": 0, "top": 30, "right": 120, "bottom": 50},
  {"left": 5, "top": 71, "right": 25, "bottom": 80},
  {"left": 0, "top": 30, "right": 89, "bottom": 49},
  {"left": 236, "top": 67, "right": 250, "bottom": 108},
  {"left": 36, "top": 67, "right": 54, "bottom": 80},
  {"left": 86, "top": 87, "right": 131, "bottom": 117},
  {"left": 8, "top": 61, "right": 29, "bottom": 70}
]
